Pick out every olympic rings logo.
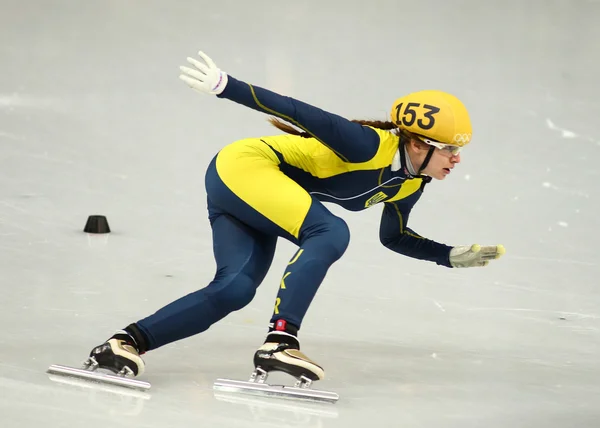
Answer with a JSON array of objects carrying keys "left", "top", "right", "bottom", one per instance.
[{"left": 453, "top": 133, "right": 472, "bottom": 144}]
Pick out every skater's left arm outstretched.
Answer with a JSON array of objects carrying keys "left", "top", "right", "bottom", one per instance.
[{"left": 380, "top": 195, "right": 505, "bottom": 268}]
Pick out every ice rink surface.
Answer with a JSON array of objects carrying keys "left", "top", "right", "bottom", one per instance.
[{"left": 1, "top": 0, "right": 599, "bottom": 427}]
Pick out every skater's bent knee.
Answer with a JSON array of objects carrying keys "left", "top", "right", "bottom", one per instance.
[
  {"left": 324, "top": 217, "right": 350, "bottom": 261},
  {"left": 301, "top": 216, "right": 350, "bottom": 262}
]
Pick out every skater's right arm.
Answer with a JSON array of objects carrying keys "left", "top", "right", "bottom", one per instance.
[
  {"left": 179, "top": 51, "right": 381, "bottom": 163},
  {"left": 380, "top": 192, "right": 506, "bottom": 268},
  {"left": 379, "top": 193, "right": 454, "bottom": 267}
]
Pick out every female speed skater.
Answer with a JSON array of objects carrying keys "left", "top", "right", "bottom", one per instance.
[{"left": 87, "top": 50, "right": 505, "bottom": 383}]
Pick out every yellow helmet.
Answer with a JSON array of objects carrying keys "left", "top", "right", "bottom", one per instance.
[{"left": 390, "top": 90, "right": 472, "bottom": 147}]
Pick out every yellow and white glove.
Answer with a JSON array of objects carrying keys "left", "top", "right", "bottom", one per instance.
[
  {"left": 449, "top": 244, "right": 505, "bottom": 268},
  {"left": 179, "top": 51, "right": 228, "bottom": 95}
]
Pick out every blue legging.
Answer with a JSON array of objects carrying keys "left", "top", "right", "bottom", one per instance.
[{"left": 136, "top": 155, "right": 350, "bottom": 350}]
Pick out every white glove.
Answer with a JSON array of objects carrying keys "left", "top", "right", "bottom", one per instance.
[
  {"left": 449, "top": 244, "right": 505, "bottom": 268},
  {"left": 179, "top": 51, "right": 228, "bottom": 95}
]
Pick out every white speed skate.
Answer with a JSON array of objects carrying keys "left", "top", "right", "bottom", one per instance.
[
  {"left": 214, "top": 335, "right": 339, "bottom": 403},
  {"left": 47, "top": 331, "right": 151, "bottom": 391}
]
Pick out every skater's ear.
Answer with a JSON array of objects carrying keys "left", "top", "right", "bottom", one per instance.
[{"left": 408, "top": 137, "right": 429, "bottom": 153}]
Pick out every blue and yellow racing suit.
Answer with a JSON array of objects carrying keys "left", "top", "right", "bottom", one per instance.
[{"left": 135, "top": 76, "right": 453, "bottom": 350}]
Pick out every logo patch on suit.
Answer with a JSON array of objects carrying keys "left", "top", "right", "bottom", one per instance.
[{"left": 365, "top": 191, "right": 387, "bottom": 208}]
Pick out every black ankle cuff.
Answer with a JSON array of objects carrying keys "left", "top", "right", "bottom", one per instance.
[
  {"left": 265, "top": 332, "right": 300, "bottom": 350},
  {"left": 124, "top": 323, "right": 149, "bottom": 353}
]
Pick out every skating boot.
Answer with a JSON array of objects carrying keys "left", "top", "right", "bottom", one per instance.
[
  {"left": 253, "top": 332, "right": 324, "bottom": 382},
  {"left": 87, "top": 330, "right": 146, "bottom": 377},
  {"left": 213, "top": 320, "right": 338, "bottom": 403},
  {"left": 47, "top": 325, "right": 151, "bottom": 391}
]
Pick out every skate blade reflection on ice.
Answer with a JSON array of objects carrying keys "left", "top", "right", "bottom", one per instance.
[
  {"left": 47, "top": 374, "right": 150, "bottom": 417},
  {"left": 47, "top": 372, "right": 151, "bottom": 399},
  {"left": 214, "top": 389, "right": 339, "bottom": 419},
  {"left": 47, "top": 364, "right": 151, "bottom": 392}
]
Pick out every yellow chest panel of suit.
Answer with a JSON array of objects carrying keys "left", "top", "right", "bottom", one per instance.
[{"left": 223, "top": 127, "right": 423, "bottom": 210}]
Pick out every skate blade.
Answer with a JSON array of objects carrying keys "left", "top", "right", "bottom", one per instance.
[
  {"left": 47, "top": 364, "right": 151, "bottom": 391},
  {"left": 213, "top": 378, "right": 339, "bottom": 403}
]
